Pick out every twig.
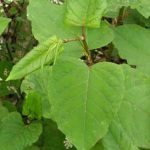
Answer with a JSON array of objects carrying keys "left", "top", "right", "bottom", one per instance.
[
  {"left": 63, "top": 36, "right": 84, "bottom": 43},
  {"left": 82, "top": 26, "right": 93, "bottom": 65}
]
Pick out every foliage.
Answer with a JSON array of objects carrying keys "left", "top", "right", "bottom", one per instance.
[{"left": 0, "top": 0, "right": 150, "bottom": 150}]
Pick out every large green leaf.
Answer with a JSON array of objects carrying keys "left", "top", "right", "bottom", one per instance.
[
  {"left": 65, "top": 0, "right": 107, "bottom": 28},
  {"left": 0, "top": 106, "right": 42, "bottom": 150},
  {"left": 28, "top": 0, "right": 80, "bottom": 43},
  {"left": 7, "top": 36, "right": 63, "bottom": 80},
  {"left": 28, "top": 0, "right": 113, "bottom": 57},
  {"left": 117, "top": 65, "right": 150, "bottom": 149},
  {"left": 21, "top": 67, "right": 52, "bottom": 119},
  {"left": 102, "top": 65, "right": 150, "bottom": 150},
  {"left": 113, "top": 24, "right": 150, "bottom": 75},
  {"left": 50, "top": 58, "right": 125, "bottom": 150},
  {"left": 0, "top": 17, "right": 10, "bottom": 35}
]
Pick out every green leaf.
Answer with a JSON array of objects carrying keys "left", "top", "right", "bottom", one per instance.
[
  {"left": 87, "top": 21, "right": 114, "bottom": 49},
  {"left": 50, "top": 57, "right": 125, "bottom": 150},
  {"left": 28, "top": 0, "right": 80, "bottom": 43},
  {"left": 102, "top": 121, "right": 139, "bottom": 150},
  {"left": 2, "top": 101, "right": 16, "bottom": 112},
  {"left": 0, "top": 17, "right": 10, "bottom": 35},
  {"left": 63, "top": 41, "right": 84, "bottom": 58},
  {"left": 65, "top": 0, "right": 107, "bottom": 28},
  {"left": 90, "top": 141, "right": 104, "bottom": 150},
  {"left": 102, "top": 65, "right": 150, "bottom": 150},
  {"left": 0, "top": 108, "right": 42, "bottom": 150},
  {"left": 24, "top": 146, "right": 40, "bottom": 150},
  {"left": 104, "top": 0, "right": 130, "bottom": 18},
  {"left": 113, "top": 24, "right": 150, "bottom": 75},
  {"left": 22, "top": 91, "right": 42, "bottom": 119},
  {"left": 36, "top": 119, "right": 75, "bottom": 150},
  {"left": 116, "top": 65, "right": 150, "bottom": 149},
  {"left": 0, "top": 106, "right": 9, "bottom": 120},
  {"left": 21, "top": 67, "right": 52, "bottom": 119},
  {"left": 7, "top": 36, "right": 63, "bottom": 80},
  {"left": 105, "top": 0, "right": 150, "bottom": 18},
  {"left": 123, "top": 9, "right": 150, "bottom": 28},
  {"left": 134, "top": 0, "right": 150, "bottom": 18}
]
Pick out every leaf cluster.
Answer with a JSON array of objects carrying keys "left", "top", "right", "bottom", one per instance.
[{"left": 0, "top": 0, "right": 150, "bottom": 150}]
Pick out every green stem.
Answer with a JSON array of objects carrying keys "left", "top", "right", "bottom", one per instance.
[
  {"left": 82, "top": 26, "right": 93, "bottom": 65},
  {"left": 63, "top": 37, "right": 83, "bottom": 43},
  {"left": 117, "top": 6, "right": 126, "bottom": 25}
]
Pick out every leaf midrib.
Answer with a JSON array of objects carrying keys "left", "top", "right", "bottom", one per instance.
[{"left": 83, "top": 68, "right": 90, "bottom": 149}]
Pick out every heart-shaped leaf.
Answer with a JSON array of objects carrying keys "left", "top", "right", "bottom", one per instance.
[{"left": 50, "top": 58, "right": 125, "bottom": 150}]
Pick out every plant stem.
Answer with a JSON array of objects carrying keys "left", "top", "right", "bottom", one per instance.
[
  {"left": 82, "top": 26, "right": 93, "bottom": 65},
  {"left": 5, "top": 42, "right": 13, "bottom": 61},
  {"left": 117, "top": 6, "right": 126, "bottom": 25},
  {"left": 63, "top": 37, "right": 83, "bottom": 43},
  {"left": 5, "top": 23, "right": 13, "bottom": 61}
]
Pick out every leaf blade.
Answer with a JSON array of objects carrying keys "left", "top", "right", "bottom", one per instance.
[
  {"left": 50, "top": 58, "right": 125, "bottom": 150},
  {"left": 0, "top": 17, "right": 10, "bottom": 35},
  {"left": 7, "top": 36, "right": 63, "bottom": 80},
  {"left": 65, "top": 0, "right": 107, "bottom": 28}
]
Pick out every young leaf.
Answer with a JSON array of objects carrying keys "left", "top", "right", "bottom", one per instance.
[
  {"left": 65, "top": 0, "right": 107, "bottom": 28},
  {"left": 28, "top": 0, "right": 80, "bottom": 43},
  {"left": 0, "top": 107, "right": 42, "bottom": 150},
  {"left": 50, "top": 57, "right": 125, "bottom": 150},
  {"left": 113, "top": 24, "right": 150, "bottom": 75},
  {"left": 7, "top": 36, "right": 63, "bottom": 80},
  {"left": 0, "top": 17, "right": 10, "bottom": 35}
]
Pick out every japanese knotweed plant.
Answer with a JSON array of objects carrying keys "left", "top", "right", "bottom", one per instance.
[{"left": 5, "top": 0, "right": 150, "bottom": 150}]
